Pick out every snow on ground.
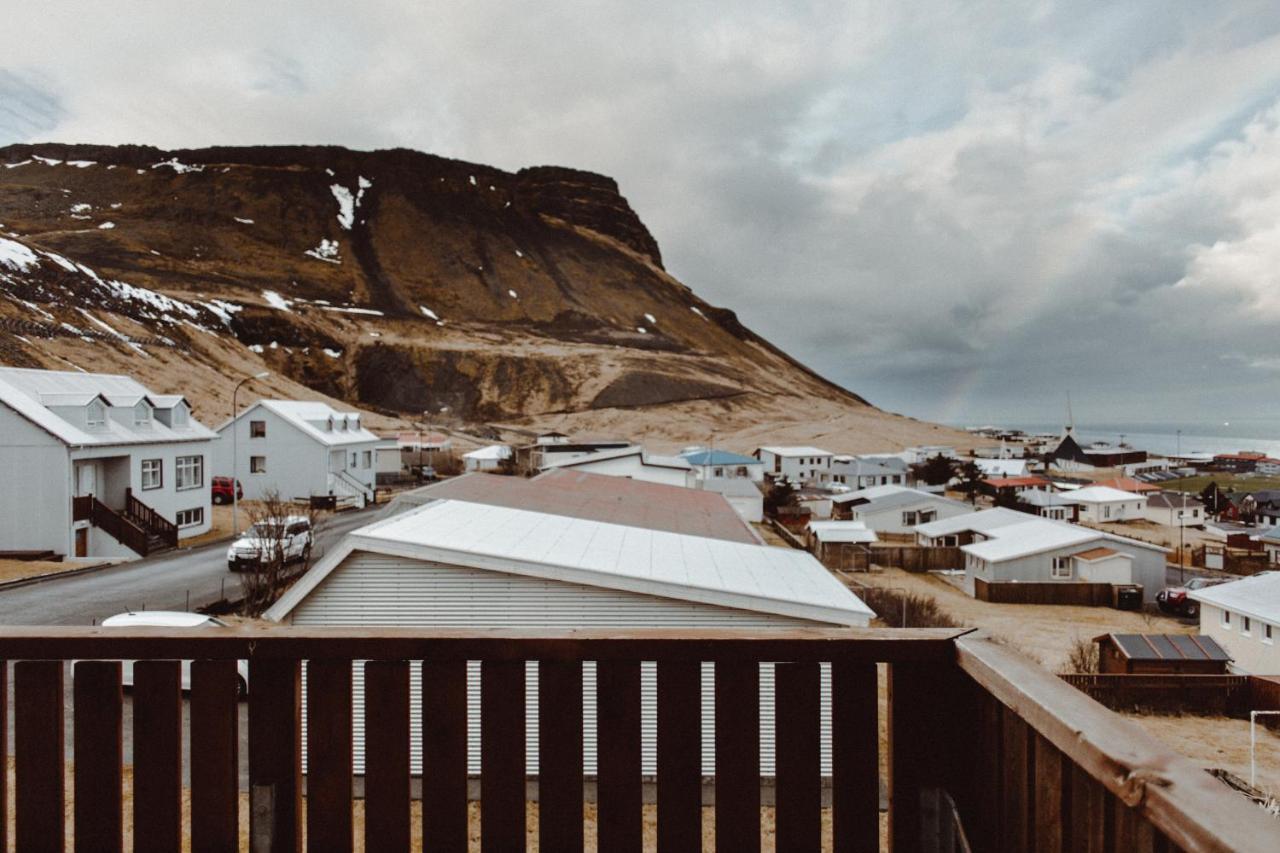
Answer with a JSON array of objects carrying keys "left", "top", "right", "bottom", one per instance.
[
  {"left": 691, "top": 306, "right": 706, "bottom": 318},
  {"left": 0, "top": 237, "right": 39, "bottom": 271},
  {"left": 70, "top": 203, "right": 92, "bottom": 214},
  {"left": 508, "top": 289, "right": 519, "bottom": 299},
  {"left": 248, "top": 344, "right": 264, "bottom": 353},
  {"left": 419, "top": 305, "right": 439, "bottom": 320},
  {"left": 234, "top": 217, "right": 255, "bottom": 224},
  {"left": 636, "top": 326, "right": 647, "bottom": 334},
  {"left": 304, "top": 239, "right": 341, "bottom": 263},
  {"left": 152, "top": 158, "right": 204, "bottom": 174},
  {"left": 200, "top": 299, "right": 242, "bottom": 327},
  {"left": 32, "top": 156, "right": 62, "bottom": 166},
  {"left": 330, "top": 177, "right": 371, "bottom": 230},
  {"left": 97, "top": 222, "right": 115, "bottom": 230},
  {"left": 262, "top": 290, "right": 293, "bottom": 312},
  {"left": 320, "top": 306, "right": 383, "bottom": 316},
  {"left": 66, "top": 160, "right": 96, "bottom": 168},
  {"left": 3, "top": 160, "right": 32, "bottom": 169},
  {"left": 322, "top": 348, "right": 342, "bottom": 358},
  {"left": 77, "top": 308, "right": 150, "bottom": 357},
  {"left": 469, "top": 175, "right": 477, "bottom": 186},
  {"left": 644, "top": 313, "right": 657, "bottom": 324},
  {"left": 110, "top": 203, "right": 122, "bottom": 209},
  {"left": 515, "top": 249, "right": 524, "bottom": 258}
]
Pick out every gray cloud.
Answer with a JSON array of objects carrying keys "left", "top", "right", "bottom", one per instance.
[{"left": 4, "top": 1, "right": 1280, "bottom": 426}]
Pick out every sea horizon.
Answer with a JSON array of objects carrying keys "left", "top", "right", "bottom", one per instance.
[{"left": 953, "top": 421, "right": 1280, "bottom": 458}]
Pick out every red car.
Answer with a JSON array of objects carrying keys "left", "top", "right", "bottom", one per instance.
[
  {"left": 1156, "top": 577, "right": 1229, "bottom": 618},
  {"left": 211, "top": 476, "right": 243, "bottom": 505}
]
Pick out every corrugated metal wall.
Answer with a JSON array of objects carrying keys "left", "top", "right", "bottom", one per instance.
[{"left": 292, "top": 552, "right": 837, "bottom": 776}]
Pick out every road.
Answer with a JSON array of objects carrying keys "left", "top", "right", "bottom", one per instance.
[{"left": 0, "top": 504, "right": 381, "bottom": 625}]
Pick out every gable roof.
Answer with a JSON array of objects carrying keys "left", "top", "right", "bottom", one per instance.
[
  {"left": 1094, "top": 633, "right": 1231, "bottom": 663},
  {"left": 1089, "top": 477, "right": 1161, "bottom": 494},
  {"left": 1188, "top": 573, "right": 1280, "bottom": 623},
  {"left": 0, "top": 367, "right": 214, "bottom": 446},
  {"left": 1015, "top": 489, "right": 1077, "bottom": 507},
  {"left": 464, "top": 444, "right": 511, "bottom": 461},
  {"left": 755, "top": 446, "right": 833, "bottom": 458},
  {"left": 805, "top": 520, "right": 878, "bottom": 544},
  {"left": 541, "top": 445, "right": 692, "bottom": 471},
  {"left": 914, "top": 507, "right": 1024, "bottom": 538},
  {"left": 1145, "top": 492, "right": 1206, "bottom": 510},
  {"left": 268, "top": 499, "right": 874, "bottom": 626},
  {"left": 382, "top": 469, "right": 759, "bottom": 543},
  {"left": 1072, "top": 547, "right": 1121, "bottom": 561},
  {"left": 847, "top": 488, "right": 970, "bottom": 514},
  {"left": 830, "top": 484, "right": 919, "bottom": 505},
  {"left": 961, "top": 518, "right": 1167, "bottom": 562},
  {"left": 680, "top": 449, "right": 762, "bottom": 467},
  {"left": 1061, "top": 486, "right": 1145, "bottom": 504},
  {"left": 218, "top": 399, "right": 379, "bottom": 447}
]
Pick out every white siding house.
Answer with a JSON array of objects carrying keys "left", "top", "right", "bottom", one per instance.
[
  {"left": 829, "top": 456, "right": 909, "bottom": 489},
  {"left": 266, "top": 500, "right": 873, "bottom": 777},
  {"left": 1189, "top": 574, "right": 1280, "bottom": 674},
  {"left": 211, "top": 400, "right": 379, "bottom": 506},
  {"left": 463, "top": 444, "right": 512, "bottom": 472},
  {"left": 1140, "top": 493, "right": 1205, "bottom": 528},
  {"left": 753, "top": 446, "right": 833, "bottom": 483},
  {"left": 1063, "top": 486, "right": 1147, "bottom": 524},
  {"left": 0, "top": 368, "right": 214, "bottom": 559},
  {"left": 679, "top": 449, "right": 765, "bottom": 482},
  {"left": 540, "top": 445, "right": 695, "bottom": 487},
  {"left": 833, "top": 486, "right": 972, "bottom": 534}
]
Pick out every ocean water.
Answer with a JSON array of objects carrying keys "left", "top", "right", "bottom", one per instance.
[{"left": 970, "top": 422, "right": 1280, "bottom": 458}]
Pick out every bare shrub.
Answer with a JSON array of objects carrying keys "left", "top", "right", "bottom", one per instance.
[
  {"left": 239, "top": 489, "right": 322, "bottom": 616},
  {"left": 859, "top": 587, "right": 962, "bottom": 628},
  {"left": 1062, "top": 636, "right": 1100, "bottom": 674},
  {"left": 433, "top": 449, "right": 464, "bottom": 476}
]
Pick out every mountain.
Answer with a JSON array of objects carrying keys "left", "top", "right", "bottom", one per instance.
[{"left": 0, "top": 143, "right": 966, "bottom": 451}]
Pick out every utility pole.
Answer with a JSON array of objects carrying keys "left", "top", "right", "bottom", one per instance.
[
  {"left": 231, "top": 371, "right": 269, "bottom": 536},
  {"left": 1178, "top": 429, "right": 1186, "bottom": 584}
]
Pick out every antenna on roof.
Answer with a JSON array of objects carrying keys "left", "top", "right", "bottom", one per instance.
[{"left": 1065, "top": 392, "right": 1075, "bottom": 436}]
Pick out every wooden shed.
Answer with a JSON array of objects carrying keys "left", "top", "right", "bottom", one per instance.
[{"left": 1094, "top": 633, "right": 1231, "bottom": 674}]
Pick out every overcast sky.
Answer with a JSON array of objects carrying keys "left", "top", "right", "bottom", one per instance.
[{"left": 5, "top": 2, "right": 1280, "bottom": 428}]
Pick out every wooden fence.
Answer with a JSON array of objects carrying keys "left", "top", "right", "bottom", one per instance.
[
  {"left": 973, "top": 577, "right": 1119, "bottom": 606},
  {"left": 822, "top": 544, "right": 963, "bottom": 573},
  {"left": 1060, "top": 674, "right": 1251, "bottom": 715}
]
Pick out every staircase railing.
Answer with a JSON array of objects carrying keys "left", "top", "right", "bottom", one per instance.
[
  {"left": 84, "top": 496, "right": 151, "bottom": 556},
  {"left": 124, "top": 488, "right": 179, "bottom": 548}
]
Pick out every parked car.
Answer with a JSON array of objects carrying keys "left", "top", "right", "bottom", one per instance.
[
  {"left": 211, "top": 476, "right": 243, "bottom": 505},
  {"left": 1157, "top": 576, "right": 1231, "bottom": 617},
  {"left": 98, "top": 611, "right": 249, "bottom": 697},
  {"left": 226, "top": 515, "right": 313, "bottom": 571}
]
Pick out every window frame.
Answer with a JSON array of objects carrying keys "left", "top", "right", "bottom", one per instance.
[
  {"left": 175, "top": 507, "right": 204, "bottom": 528},
  {"left": 250, "top": 456, "right": 267, "bottom": 474},
  {"left": 140, "top": 458, "right": 163, "bottom": 491},
  {"left": 133, "top": 401, "right": 152, "bottom": 427},
  {"left": 86, "top": 400, "right": 106, "bottom": 428},
  {"left": 1222, "top": 610, "right": 1232, "bottom": 629},
  {"left": 249, "top": 420, "right": 266, "bottom": 438},
  {"left": 1051, "top": 556, "right": 1073, "bottom": 579},
  {"left": 174, "top": 455, "right": 204, "bottom": 491}
]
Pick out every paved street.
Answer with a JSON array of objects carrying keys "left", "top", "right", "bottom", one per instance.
[{"left": 0, "top": 504, "right": 381, "bottom": 626}]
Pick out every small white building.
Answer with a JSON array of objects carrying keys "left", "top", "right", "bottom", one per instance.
[
  {"left": 1257, "top": 458, "right": 1280, "bottom": 476},
  {"left": 829, "top": 455, "right": 909, "bottom": 489},
  {"left": 753, "top": 446, "right": 833, "bottom": 483},
  {"left": 540, "top": 445, "right": 694, "bottom": 487},
  {"left": 832, "top": 485, "right": 972, "bottom": 533},
  {"left": 1062, "top": 486, "right": 1147, "bottom": 524},
  {"left": 913, "top": 507, "right": 1028, "bottom": 547},
  {"left": 267, "top": 499, "right": 874, "bottom": 776},
  {"left": 679, "top": 449, "right": 765, "bottom": 482},
  {"left": 212, "top": 400, "right": 379, "bottom": 506},
  {"left": 463, "top": 444, "right": 512, "bottom": 472},
  {"left": 1254, "top": 527, "right": 1280, "bottom": 567},
  {"left": 1140, "top": 492, "right": 1205, "bottom": 528},
  {"left": 0, "top": 367, "right": 215, "bottom": 559},
  {"left": 1189, "top": 574, "right": 1280, "bottom": 674},
  {"left": 974, "top": 458, "right": 1029, "bottom": 479},
  {"left": 1015, "top": 489, "right": 1079, "bottom": 522},
  {"left": 698, "top": 477, "right": 764, "bottom": 523},
  {"left": 961, "top": 519, "right": 1167, "bottom": 601},
  {"left": 805, "top": 520, "right": 877, "bottom": 561}
]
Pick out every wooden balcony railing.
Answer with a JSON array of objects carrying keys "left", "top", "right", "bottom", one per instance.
[
  {"left": 73, "top": 495, "right": 151, "bottom": 556},
  {"left": 124, "top": 487, "right": 179, "bottom": 548},
  {"left": 0, "top": 626, "right": 1273, "bottom": 852}
]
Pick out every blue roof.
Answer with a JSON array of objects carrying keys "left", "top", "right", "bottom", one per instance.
[{"left": 680, "top": 449, "right": 762, "bottom": 466}]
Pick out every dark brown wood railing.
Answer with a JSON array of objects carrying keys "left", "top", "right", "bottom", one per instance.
[
  {"left": 124, "top": 488, "right": 178, "bottom": 548},
  {"left": 0, "top": 627, "right": 1273, "bottom": 852},
  {"left": 81, "top": 496, "right": 150, "bottom": 556}
]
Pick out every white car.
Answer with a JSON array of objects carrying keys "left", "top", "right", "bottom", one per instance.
[
  {"left": 98, "top": 611, "right": 249, "bottom": 698},
  {"left": 227, "top": 515, "right": 313, "bottom": 571}
]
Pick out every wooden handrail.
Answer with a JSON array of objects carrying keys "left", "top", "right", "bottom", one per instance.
[
  {"left": 955, "top": 632, "right": 1278, "bottom": 853},
  {"left": 124, "top": 488, "right": 178, "bottom": 547}
]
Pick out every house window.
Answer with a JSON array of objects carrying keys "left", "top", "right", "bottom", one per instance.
[
  {"left": 250, "top": 420, "right": 266, "bottom": 438},
  {"left": 1242, "top": 616, "right": 1252, "bottom": 636},
  {"left": 172, "top": 405, "right": 189, "bottom": 427},
  {"left": 175, "top": 507, "right": 203, "bottom": 528},
  {"left": 902, "top": 511, "right": 919, "bottom": 526},
  {"left": 86, "top": 400, "right": 106, "bottom": 427},
  {"left": 1265, "top": 624, "right": 1274, "bottom": 645},
  {"left": 362, "top": 450, "right": 372, "bottom": 469},
  {"left": 1222, "top": 610, "right": 1232, "bottom": 629},
  {"left": 350, "top": 452, "right": 357, "bottom": 468},
  {"left": 140, "top": 459, "right": 162, "bottom": 490},
  {"left": 134, "top": 401, "right": 152, "bottom": 426},
  {"left": 175, "top": 455, "right": 203, "bottom": 490},
  {"left": 1051, "top": 556, "right": 1072, "bottom": 579},
  {"left": 250, "top": 456, "right": 267, "bottom": 474}
]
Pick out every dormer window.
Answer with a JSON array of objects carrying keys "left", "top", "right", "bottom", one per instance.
[
  {"left": 351, "top": 415, "right": 360, "bottom": 431},
  {"left": 134, "top": 401, "right": 152, "bottom": 426},
  {"left": 86, "top": 400, "right": 106, "bottom": 428},
  {"left": 326, "top": 416, "right": 334, "bottom": 432},
  {"left": 172, "top": 404, "right": 189, "bottom": 428}
]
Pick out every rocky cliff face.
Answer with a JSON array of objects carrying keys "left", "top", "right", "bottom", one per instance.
[{"left": 0, "top": 143, "right": 872, "bottom": 435}]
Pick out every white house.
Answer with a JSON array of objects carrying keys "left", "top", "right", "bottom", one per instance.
[
  {"left": 679, "top": 449, "right": 764, "bottom": 482},
  {"left": 698, "top": 477, "right": 764, "bottom": 523},
  {"left": 1189, "top": 574, "right": 1280, "bottom": 674},
  {"left": 913, "top": 507, "right": 1028, "bottom": 547},
  {"left": 829, "top": 455, "right": 909, "bottom": 489},
  {"left": 805, "top": 520, "right": 877, "bottom": 561},
  {"left": 973, "top": 458, "right": 1029, "bottom": 479},
  {"left": 463, "top": 444, "right": 512, "bottom": 472},
  {"left": 1254, "top": 527, "right": 1280, "bottom": 567},
  {"left": 266, "top": 498, "right": 873, "bottom": 776},
  {"left": 832, "top": 485, "right": 972, "bottom": 534},
  {"left": 1257, "top": 458, "right": 1280, "bottom": 476},
  {"left": 961, "top": 519, "right": 1167, "bottom": 601},
  {"left": 753, "top": 446, "right": 833, "bottom": 483},
  {"left": 1014, "top": 489, "right": 1079, "bottom": 522},
  {"left": 1140, "top": 492, "right": 1205, "bottom": 528},
  {"left": 0, "top": 367, "right": 215, "bottom": 559},
  {"left": 1062, "top": 486, "right": 1147, "bottom": 524},
  {"left": 540, "top": 445, "right": 694, "bottom": 487},
  {"left": 212, "top": 400, "right": 379, "bottom": 506}
]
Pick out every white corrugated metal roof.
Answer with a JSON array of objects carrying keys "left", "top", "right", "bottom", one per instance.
[
  {"left": 0, "top": 367, "right": 215, "bottom": 446},
  {"left": 217, "top": 399, "right": 379, "bottom": 447},
  {"left": 464, "top": 444, "right": 512, "bottom": 460},
  {"left": 756, "top": 446, "right": 833, "bottom": 458},
  {"left": 270, "top": 499, "right": 873, "bottom": 625},
  {"left": 1062, "top": 486, "right": 1145, "bottom": 504},
  {"left": 805, "top": 521, "right": 878, "bottom": 544},
  {"left": 913, "top": 507, "right": 1024, "bottom": 538},
  {"left": 1188, "top": 573, "right": 1280, "bottom": 623},
  {"left": 960, "top": 517, "right": 1167, "bottom": 562}
]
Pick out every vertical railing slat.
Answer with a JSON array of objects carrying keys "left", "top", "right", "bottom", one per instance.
[
  {"left": 16, "top": 660, "right": 64, "bottom": 853},
  {"left": 73, "top": 660, "right": 122, "bottom": 853},
  {"left": 306, "top": 659, "right": 353, "bottom": 853},
  {"left": 890, "top": 662, "right": 965, "bottom": 853},
  {"left": 422, "top": 659, "right": 469, "bottom": 853},
  {"left": 998, "top": 710, "right": 1032, "bottom": 853},
  {"left": 133, "top": 660, "right": 183, "bottom": 853},
  {"left": 249, "top": 658, "right": 302, "bottom": 853},
  {"left": 1068, "top": 763, "right": 1106, "bottom": 853},
  {"left": 1033, "top": 733, "right": 1065, "bottom": 853},
  {"left": 538, "top": 660, "right": 584, "bottom": 852},
  {"left": 365, "top": 661, "right": 411, "bottom": 852},
  {"left": 775, "top": 661, "right": 821, "bottom": 853},
  {"left": 715, "top": 659, "right": 760, "bottom": 853},
  {"left": 598, "top": 660, "right": 642, "bottom": 853},
  {"left": 481, "top": 659, "right": 526, "bottom": 852},
  {"left": 657, "top": 659, "right": 701, "bottom": 853},
  {"left": 831, "top": 660, "right": 877, "bottom": 853},
  {"left": 191, "top": 660, "right": 240, "bottom": 853}
]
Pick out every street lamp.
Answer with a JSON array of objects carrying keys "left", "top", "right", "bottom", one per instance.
[
  {"left": 231, "top": 371, "right": 270, "bottom": 536},
  {"left": 1178, "top": 429, "right": 1186, "bottom": 584}
]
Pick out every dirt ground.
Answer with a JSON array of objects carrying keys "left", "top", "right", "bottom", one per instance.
[
  {"left": 844, "top": 566, "right": 1191, "bottom": 671},
  {"left": 0, "top": 558, "right": 106, "bottom": 584},
  {"left": 1123, "top": 714, "right": 1280, "bottom": 801}
]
